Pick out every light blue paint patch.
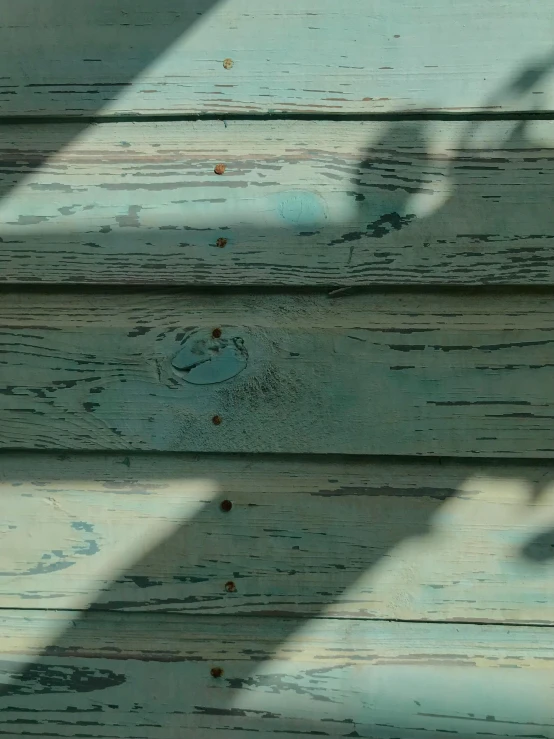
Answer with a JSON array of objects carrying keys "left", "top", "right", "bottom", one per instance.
[
  {"left": 272, "top": 190, "right": 328, "bottom": 229},
  {"left": 71, "top": 521, "right": 95, "bottom": 533},
  {"left": 172, "top": 330, "right": 248, "bottom": 385}
]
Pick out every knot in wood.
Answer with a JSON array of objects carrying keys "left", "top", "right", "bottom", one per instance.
[{"left": 171, "top": 329, "right": 248, "bottom": 385}]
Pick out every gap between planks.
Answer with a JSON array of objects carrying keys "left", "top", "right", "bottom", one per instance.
[{"left": 0, "top": 608, "right": 552, "bottom": 629}]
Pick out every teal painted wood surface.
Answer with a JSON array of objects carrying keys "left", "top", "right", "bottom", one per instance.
[
  {"left": 4, "top": 119, "right": 554, "bottom": 285},
  {"left": 3, "top": 1, "right": 554, "bottom": 735},
  {"left": 1, "top": 1, "right": 554, "bottom": 116},
  {"left": 0, "top": 611, "right": 550, "bottom": 738},
  {"left": 3, "top": 291, "right": 554, "bottom": 456},
  {"left": 0, "top": 453, "right": 552, "bottom": 623}
]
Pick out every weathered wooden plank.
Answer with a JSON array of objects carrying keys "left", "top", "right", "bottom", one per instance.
[
  {"left": 3, "top": 119, "right": 554, "bottom": 285},
  {"left": 3, "top": 290, "right": 554, "bottom": 456},
  {"left": 1, "top": 0, "right": 554, "bottom": 116},
  {"left": 0, "top": 453, "right": 553, "bottom": 623},
  {"left": 0, "top": 611, "right": 551, "bottom": 738}
]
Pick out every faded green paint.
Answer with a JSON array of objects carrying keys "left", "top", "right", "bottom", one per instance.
[
  {"left": 0, "top": 611, "right": 550, "bottom": 738},
  {"left": 3, "top": 120, "right": 554, "bottom": 285},
  {"left": 1, "top": 1, "right": 554, "bottom": 116},
  {"left": 2, "top": 2, "right": 554, "bottom": 734},
  {"left": 0, "top": 454, "right": 552, "bottom": 624},
  {"left": 3, "top": 292, "right": 554, "bottom": 456}
]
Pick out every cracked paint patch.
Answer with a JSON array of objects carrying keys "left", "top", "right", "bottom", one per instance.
[{"left": 171, "top": 329, "right": 248, "bottom": 385}]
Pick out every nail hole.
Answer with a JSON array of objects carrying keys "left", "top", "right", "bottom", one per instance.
[
  {"left": 212, "top": 328, "right": 222, "bottom": 339},
  {"left": 223, "top": 58, "right": 234, "bottom": 69},
  {"left": 214, "top": 163, "right": 226, "bottom": 175},
  {"left": 220, "top": 499, "right": 233, "bottom": 512},
  {"left": 216, "top": 237, "right": 228, "bottom": 248},
  {"left": 225, "top": 581, "right": 237, "bottom": 593},
  {"left": 211, "top": 667, "right": 224, "bottom": 678},
  {"left": 212, "top": 415, "right": 222, "bottom": 426}
]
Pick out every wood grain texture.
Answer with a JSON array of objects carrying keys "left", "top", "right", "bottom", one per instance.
[
  {"left": 0, "top": 453, "right": 553, "bottom": 623},
  {"left": 3, "top": 290, "right": 554, "bottom": 456},
  {"left": 4, "top": 119, "right": 554, "bottom": 285},
  {"left": 2, "top": 0, "right": 554, "bottom": 116},
  {"left": 0, "top": 610, "right": 551, "bottom": 739}
]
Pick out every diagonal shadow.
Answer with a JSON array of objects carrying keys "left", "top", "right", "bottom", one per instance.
[
  {"left": 0, "top": 455, "right": 552, "bottom": 737},
  {"left": 0, "top": 0, "right": 223, "bottom": 207},
  {"left": 2, "top": 49, "right": 554, "bottom": 284},
  {"left": 0, "top": 39, "right": 554, "bottom": 739}
]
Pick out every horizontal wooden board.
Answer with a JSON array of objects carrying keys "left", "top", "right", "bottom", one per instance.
[
  {"left": 2, "top": 1, "right": 554, "bottom": 116},
  {"left": 0, "top": 611, "right": 551, "bottom": 738},
  {"left": 0, "top": 454, "right": 553, "bottom": 623},
  {"left": 3, "top": 291, "right": 554, "bottom": 456},
  {"left": 4, "top": 119, "right": 554, "bottom": 285}
]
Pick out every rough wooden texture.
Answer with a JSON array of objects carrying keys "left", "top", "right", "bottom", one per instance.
[
  {"left": 3, "top": 290, "right": 554, "bottom": 456},
  {"left": 2, "top": 1, "right": 554, "bottom": 116},
  {"left": 0, "top": 610, "right": 550, "bottom": 739},
  {"left": 0, "top": 453, "right": 553, "bottom": 623},
  {"left": 3, "top": 119, "right": 554, "bottom": 285}
]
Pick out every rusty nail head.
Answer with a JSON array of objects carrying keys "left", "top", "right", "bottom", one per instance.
[
  {"left": 211, "top": 667, "right": 223, "bottom": 678},
  {"left": 212, "top": 327, "right": 222, "bottom": 339},
  {"left": 225, "top": 581, "right": 237, "bottom": 593},
  {"left": 220, "top": 499, "right": 233, "bottom": 512},
  {"left": 216, "top": 237, "right": 228, "bottom": 248},
  {"left": 223, "top": 58, "right": 234, "bottom": 69},
  {"left": 214, "top": 163, "right": 226, "bottom": 175},
  {"left": 212, "top": 415, "right": 222, "bottom": 425}
]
